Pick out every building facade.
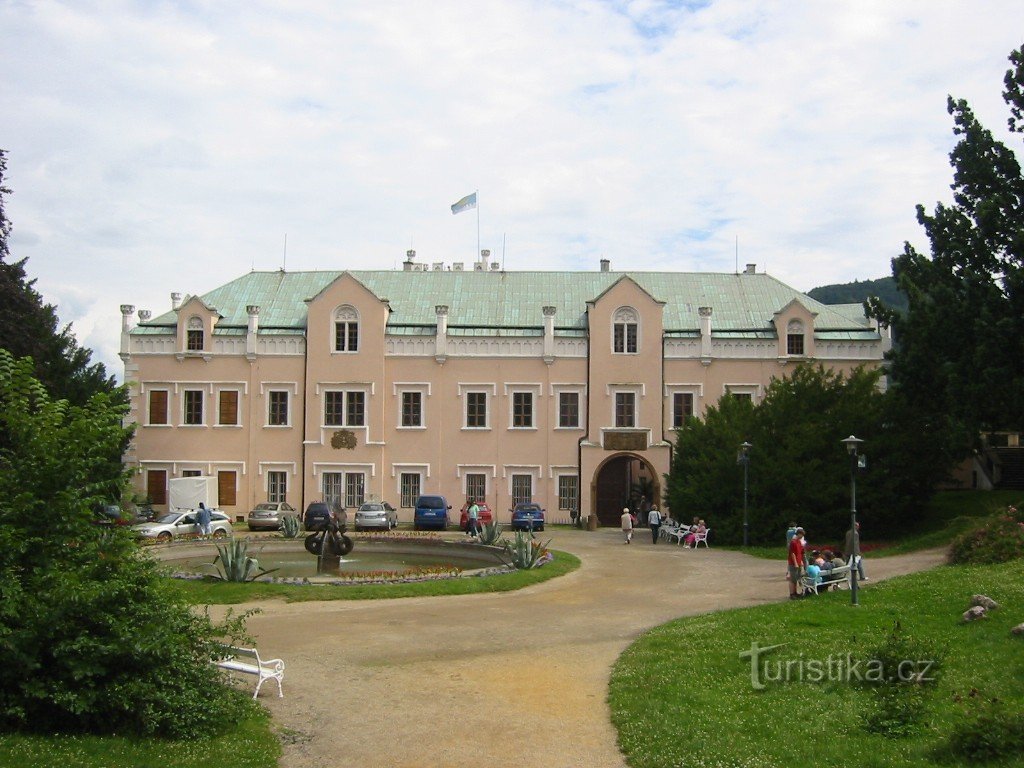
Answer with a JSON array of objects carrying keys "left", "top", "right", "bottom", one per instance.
[{"left": 120, "top": 257, "right": 889, "bottom": 525}]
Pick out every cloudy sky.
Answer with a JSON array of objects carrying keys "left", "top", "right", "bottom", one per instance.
[{"left": 2, "top": 1, "right": 1022, "bottom": 378}]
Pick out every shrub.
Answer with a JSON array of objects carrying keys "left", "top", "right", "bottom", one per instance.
[
  {"left": 501, "top": 531, "right": 553, "bottom": 569},
  {"left": 207, "top": 539, "right": 278, "bottom": 582},
  {"left": 0, "top": 350, "right": 259, "bottom": 737},
  {"left": 948, "top": 506, "right": 1024, "bottom": 565},
  {"left": 941, "top": 695, "right": 1024, "bottom": 763},
  {"left": 280, "top": 514, "right": 300, "bottom": 538},
  {"left": 476, "top": 521, "right": 503, "bottom": 546}
]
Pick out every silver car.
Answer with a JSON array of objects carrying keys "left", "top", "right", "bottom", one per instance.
[
  {"left": 354, "top": 501, "right": 399, "bottom": 531},
  {"left": 132, "top": 510, "right": 233, "bottom": 542},
  {"left": 247, "top": 501, "right": 299, "bottom": 531}
]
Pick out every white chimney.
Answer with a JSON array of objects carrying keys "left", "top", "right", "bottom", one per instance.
[
  {"left": 171, "top": 292, "right": 182, "bottom": 310},
  {"left": 404, "top": 250, "right": 416, "bottom": 271}
]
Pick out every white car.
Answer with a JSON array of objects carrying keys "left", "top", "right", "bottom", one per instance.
[
  {"left": 354, "top": 501, "right": 399, "bottom": 531},
  {"left": 132, "top": 509, "right": 233, "bottom": 542}
]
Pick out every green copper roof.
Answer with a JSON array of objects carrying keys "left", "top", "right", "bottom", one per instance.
[{"left": 134, "top": 269, "right": 874, "bottom": 336}]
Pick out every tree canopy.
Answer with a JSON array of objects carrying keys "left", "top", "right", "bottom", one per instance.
[
  {"left": 870, "top": 47, "right": 1024, "bottom": 447},
  {"left": 0, "top": 150, "right": 119, "bottom": 406}
]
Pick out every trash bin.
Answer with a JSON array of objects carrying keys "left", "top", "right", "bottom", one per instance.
[{"left": 587, "top": 514, "right": 598, "bottom": 531}]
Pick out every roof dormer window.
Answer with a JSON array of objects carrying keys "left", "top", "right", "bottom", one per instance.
[
  {"left": 787, "top": 319, "right": 805, "bottom": 356},
  {"left": 613, "top": 307, "right": 639, "bottom": 354},
  {"left": 334, "top": 305, "right": 359, "bottom": 353},
  {"left": 186, "top": 316, "right": 204, "bottom": 351}
]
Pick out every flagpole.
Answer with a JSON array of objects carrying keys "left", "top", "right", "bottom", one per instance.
[{"left": 476, "top": 189, "right": 480, "bottom": 263}]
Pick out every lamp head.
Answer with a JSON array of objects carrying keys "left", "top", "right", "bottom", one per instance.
[{"left": 841, "top": 435, "right": 864, "bottom": 455}]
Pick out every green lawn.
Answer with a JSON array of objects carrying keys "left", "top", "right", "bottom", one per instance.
[
  {"left": 609, "top": 559, "right": 1024, "bottom": 767},
  {"left": 0, "top": 715, "right": 280, "bottom": 768},
  {"left": 165, "top": 548, "right": 580, "bottom": 603}
]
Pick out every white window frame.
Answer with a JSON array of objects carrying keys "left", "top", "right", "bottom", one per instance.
[
  {"left": 267, "top": 470, "right": 288, "bottom": 504},
  {"left": 182, "top": 388, "right": 205, "bottom": 427},
  {"left": 612, "top": 306, "right": 640, "bottom": 355},
  {"left": 504, "top": 465, "right": 541, "bottom": 502},
  {"left": 215, "top": 387, "right": 243, "bottom": 428},
  {"left": 786, "top": 319, "right": 806, "bottom": 357},
  {"left": 266, "top": 389, "right": 291, "bottom": 427},
  {"left": 345, "top": 472, "right": 366, "bottom": 508},
  {"left": 459, "top": 383, "right": 496, "bottom": 431},
  {"left": 664, "top": 383, "right": 703, "bottom": 430},
  {"left": 505, "top": 383, "right": 541, "bottom": 431},
  {"left": 556, "top": 473, "right": 579, "bottom": 511},
  {"left": 320, "top": 385, "right": 371, "bottom": 429},
  {"left": 551, "top": 384, "right": 585, "bottom": 430},
  {"left": 186, "top": 316, "right": 204, "bottom": 352},
  {"left": 608, "top": 384, "right": 643, "bottom": 429},
  {"left": 147, "top": 387, "right": 170, "bottom": 427},
  {"left": 723, "top": 384, "right": 761, "bottom": 403},
  {"left": 333, "top": 304, "right": 360, "bottom": 354},
  {"left": 394, "top": 382, "right": 430, "bottom": 430},
  {"left": 399, "top": 472, "right": 422, "bottom": 509},
  {"left": 322, "top": 472, "right": 344, "bottom": 507}
]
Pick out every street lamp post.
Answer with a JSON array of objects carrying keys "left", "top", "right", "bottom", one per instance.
[
  {"left": 841, "top": 435, "right": 864, "bottom": 606},
  {"left": 739, "top": 441, "right": 752, "bottom": 547}
]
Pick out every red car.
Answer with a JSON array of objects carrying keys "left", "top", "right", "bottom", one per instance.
[{"left": 459, "top": 501, "right": 493, "bottom": 532}]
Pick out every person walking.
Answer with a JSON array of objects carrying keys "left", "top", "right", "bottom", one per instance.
[
  {"left": 648, "top": 505, "right": 662, "bottom": 544},
  {"left": 620, "top": 507, "right": 633, "bottom": 544},
  {"left": 787, "top": 526, "right": 806, "bottom": 599},
  {"left": 466, "top": 499, "right": 480, "bottom": 538},
  {"left": 196, "top": 502, "right": 212, "bottom": 537},
  {"left": 844, "top": 521, "right": 867, "bottom": 581}
]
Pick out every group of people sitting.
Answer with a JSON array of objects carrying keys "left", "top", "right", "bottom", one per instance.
[
  {"left": 677, "top": 516, "right": 707, "bottom": 547},
  {"left": 803, "top": 549, "right": 848, "bottom": 590}
]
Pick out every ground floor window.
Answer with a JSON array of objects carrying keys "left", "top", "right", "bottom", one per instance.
[
  {"left": 345, "top": 472, "right": 365, "bottom": 508},
  {"left": 465, "top": 473, "right": 486, "bottom": 503},
  {"left": 182, "top": 469, "right": 201, "bottom": 478},
  {"left": 557, "top": 475, "right": 578, "bottom": 511},
  {"left": 268, "top": 471, "right": 287, "bottom": 503},
  {"left": 147, "top": 469, "right": 167, "bottom": 506},
  {"left": 511, "top": 474, "right": 533, "bottom": 505},
  {"left": 322, "top": 472, "right": 343, "bottom": 508},
  {"left": 400, "top": 473, "right": 421, "bottom": 508}
]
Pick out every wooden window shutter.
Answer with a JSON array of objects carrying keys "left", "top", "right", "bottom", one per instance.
[
  {"left": 149, "top": 390, "right": 168, "bottom": 424},
  {"left": 218, "top": 471, "right": 237, "bottom": 507},
  {"left": 219, "top": 391, "right": 238, "bottom": 425},
  {"left": 147, "top": 470, "right": 167, "bottom": 505}
]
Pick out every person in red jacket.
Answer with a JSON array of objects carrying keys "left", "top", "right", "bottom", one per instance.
[{"left": 787, "top": 527, "right": 806, "bottom": 599}]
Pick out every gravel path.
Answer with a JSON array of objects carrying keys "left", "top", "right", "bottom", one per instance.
[{"left": 214, "top": 530, "right": 946, "bottom": 768}]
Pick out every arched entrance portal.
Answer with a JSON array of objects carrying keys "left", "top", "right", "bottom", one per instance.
[{"left": 593, "top": 453, "right": 660, "bottom": 527}]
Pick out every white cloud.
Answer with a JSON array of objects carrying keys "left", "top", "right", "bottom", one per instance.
[{"left": 2, "top": 0, "right": 1022, "bottom": 376}]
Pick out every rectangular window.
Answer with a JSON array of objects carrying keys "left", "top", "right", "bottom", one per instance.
[
  {"left": 615, "top": 392, "right": 635, "bottom": 428},
  {"left": 400, "top": 473, "right": 421, "bottom": 508},
  {"left": 325, "top": 392, "right": 344, "bottom": 426},
  {"left": 558, "top": 392, "right": 580, "bottom": 428},
  {"left": 465, "top": 473, "right": 486, "bottom": 503},
  {"left": 672, "top": 392, "right": 694, "bottom": 429},
  {"left": 322, "top": 472, "right": 343, "bottom": 508},
  {"left": 466, "top": 392, "right": 487, "bottom": 428},
  {"left": 346, "top": 391, "right": 365, "bottom": 427},
  {"left": 267, "top": 471, "right": 287, "bottom": 504},
  {"left": 182, "top": 470, "right": 201, "bottom": 478},
  {"left": 183, "top": 390, "right": 203, "bottom": 425},
  {"left": 218, "top": 471, "right": 237, "bottom": 507},
  {"left": 268, "top": 391, "right": 289, "bottom": 426},
  {"left": 511, "top": 474, "right": 533, "bottom": 505},
  {"left": 734, "top": 392, "right": 753, "bottom": 403},
  {"left": 147, "top": 470, "right": 167, "bottom": 505},
  {"left": 335, "top": 322, "right": 358, "bottom": 352},
  {"left": 345, "top": 473, "right": 365, "bottom": 508},
  {"left": 401, "top": 391, "right": 422, "bottom": 427},
  {"left": 614, "top": 323, "right": 638, "bottom": 353},
  {"left": 512, "top": 392, "right": 533, "bottom": 428},
  {"left": 787, "top": 333, "right": 805, "bottom": 355},
  {"left": 558, "top": 475, "right": 578, "bottom": 511},
  {"left": 218, "top": 390, "right": 238, "bottom": 426},
  {"left": 148, "top": 390, "right": 168, "bottom": 425},
  {"left": 187, "top": 329, "right": 203, "bottom": 351}
]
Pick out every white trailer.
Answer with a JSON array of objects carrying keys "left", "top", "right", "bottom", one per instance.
[{"left": 168, "top": 476, "right": 219, "bottom": 512}]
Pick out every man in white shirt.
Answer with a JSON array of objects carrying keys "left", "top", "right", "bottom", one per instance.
[
  {"left": 620, "top": 507, "right": 633, "bottom": 544},
  {"left": 648, "top": 506, "right": 662, "bottom": 544}
]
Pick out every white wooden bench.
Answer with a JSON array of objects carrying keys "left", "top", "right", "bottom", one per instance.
[
  {"left": 215, "top": 646, "right": 285, "bottom": 699},
  {"left": 800, "top": 561, "right": 853, "bottom": 595}
]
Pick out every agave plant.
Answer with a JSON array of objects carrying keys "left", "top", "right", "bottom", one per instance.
[
  {"left": 476, "top": 520, "right": 503, "bottom": 546},
  {"left": 501, "top": 531, "right": 553, "bottom": 569},
  {"left": 207, "top": 539, "right": 278, "bottom": 582},
  {"left": 280, "top": 514, "right": 300, "bottom": 539}
]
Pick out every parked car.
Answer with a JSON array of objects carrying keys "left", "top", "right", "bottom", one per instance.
[
  {"left": 303, "top": 501, "right": 347, "bottom": 532},
  {"left": 510, "top": 502, "right": 545, "bottom": 532},
  {"left": 246, "top": 501, "right": 299, "bottom": 531},
  {"left": 458, "top": 501, "right": 493, "bottom": 532},
  {"left": 94, "top": 504, "right": 133, "bottom": 526},
  {"left": 354, "top": 501, "right": 399, "bottom": 531},
  {"left": 413, "top": 495, "right": 451, "bottom": 531},
  {"left": 132, "top": 509, "right": 232, "bottom": 542}
]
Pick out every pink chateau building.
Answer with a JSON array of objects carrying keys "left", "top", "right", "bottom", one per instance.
[{"left": 120, "top": 255, "right": 888, "bottom": 526}]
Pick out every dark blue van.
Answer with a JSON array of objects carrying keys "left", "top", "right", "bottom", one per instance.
[{"left": 413, "top": 495, "right": 451, "bottom": 531}]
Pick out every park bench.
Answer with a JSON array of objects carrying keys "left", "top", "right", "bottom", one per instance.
[
  {"left": 215, "top": 645, "right": 285, "bottom": 699},
  {"left": 799, "top": 560, "right": 853, "bottom": 595}
]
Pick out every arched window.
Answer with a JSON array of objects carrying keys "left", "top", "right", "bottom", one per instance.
[
  {"left": 613, "top": 307, "right": 639, "bottom": 354},
  {"left": 787, "top": 319, "right": 805, "bottom": 356},
  {"left": 186, "top": 316, "right": 204, "bottom": 351},
  {"left": 334, "top": 305, "right": 359, "bottom": 352}
]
